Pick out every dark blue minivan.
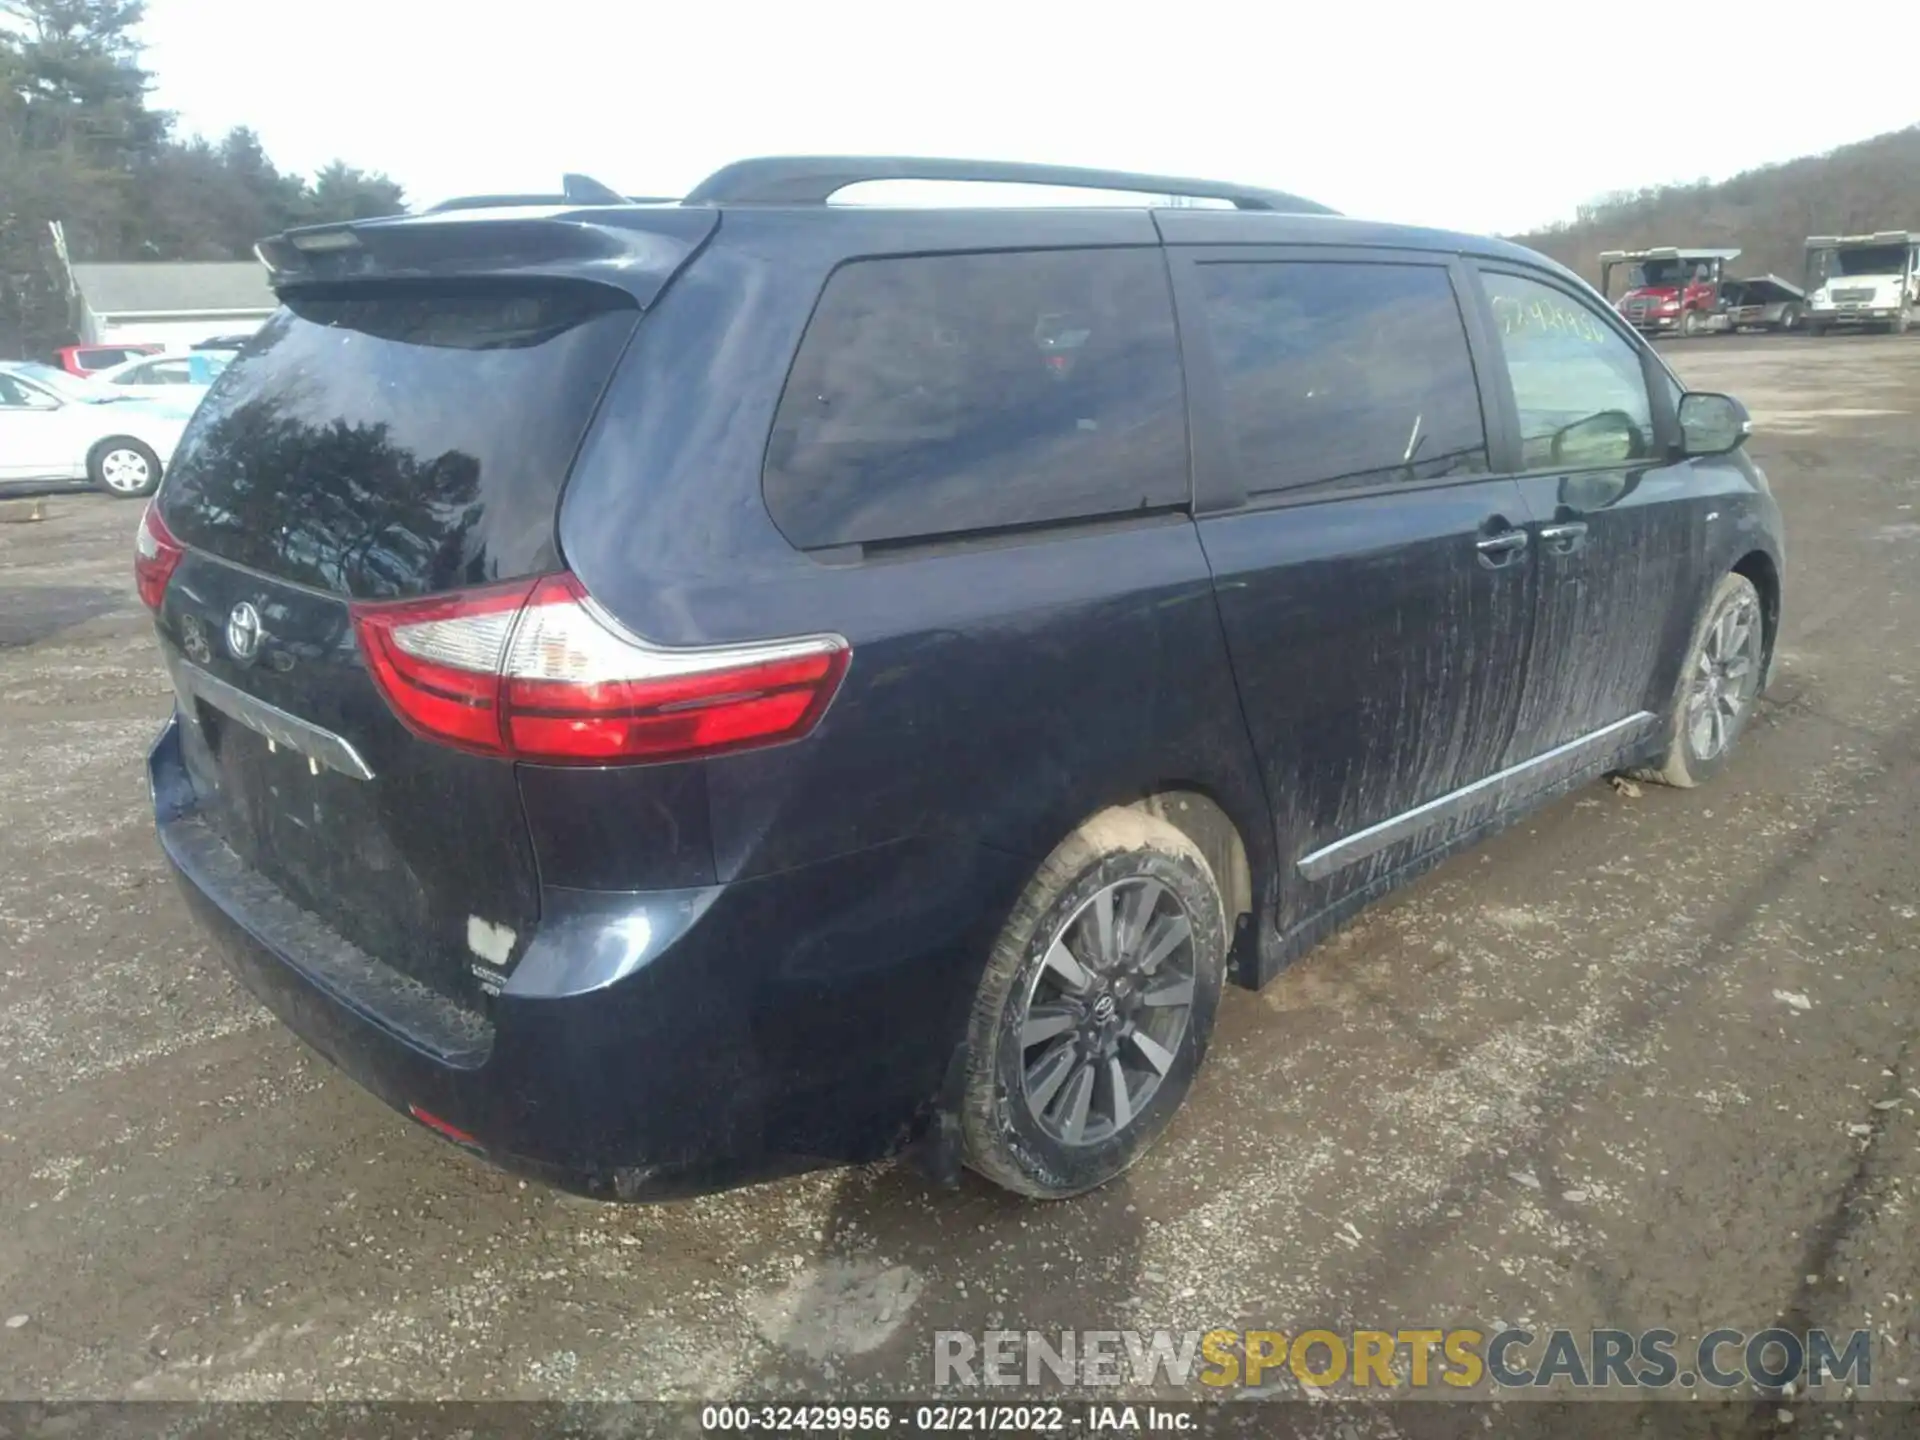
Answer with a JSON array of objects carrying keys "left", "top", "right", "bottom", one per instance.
[{"left": 139, "top": 158, "right": 1783, "bottom": 1200}]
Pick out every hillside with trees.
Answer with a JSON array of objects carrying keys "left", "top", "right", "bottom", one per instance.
[
  {"left": 0, "top": 0, "right": 403, "bottom": 357},
  {"left": 1514, "top": 126, "right": 1920, "bottom": 296}
]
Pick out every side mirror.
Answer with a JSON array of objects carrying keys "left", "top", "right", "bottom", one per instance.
[
  {"left": 1550, "top": 409, "right": 1643, "bottom": 467},
  {"left": 1677, "top": 391, "right": 1750, "bottom": 457}
]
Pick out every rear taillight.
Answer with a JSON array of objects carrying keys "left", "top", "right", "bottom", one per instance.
[
  {"left": 134, "top": 503, "right": 184, "bottom": 610},
  {"left": 350, "top": 574, "right": 850, "bottom": 765},
  {"left": 407, "top": 1104, "right": 479, "bottom": 1149}
]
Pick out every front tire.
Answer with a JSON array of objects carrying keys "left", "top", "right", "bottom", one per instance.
[
  {"left": 1678, "top": 309, "right": 1701, "bottom": 338},
  {"left": 960, "top": 807, "right": 1227, "bottom": 1199},
  {"left": 89, "top": 439, "right": 161, "bottom": 498},
  {"left": 1638, "top": 572, "right": 1766, "bottom": 789}
]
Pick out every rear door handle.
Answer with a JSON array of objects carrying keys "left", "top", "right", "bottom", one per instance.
[
  {"left": 1540, "top": 520, "right": 1589, "bottom": 555},
  {"left": 1474, "top": 529, "right": 1529, "bottom": 567}
]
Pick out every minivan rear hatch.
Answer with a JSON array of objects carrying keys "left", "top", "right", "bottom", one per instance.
[{"left": 153, "top": 210, "right": 711, "bottom": 1010}]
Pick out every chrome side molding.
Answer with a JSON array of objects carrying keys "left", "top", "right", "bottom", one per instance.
[{"left": 1296, "top": 711, "right": 1657, "bottom": 882}]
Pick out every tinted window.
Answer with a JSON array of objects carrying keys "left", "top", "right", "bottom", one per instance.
[
  {"left": 159, "top": 282, "right": 639, "bottom": 599},
  {"left": 1482, "top": 271, "right": 1655, "bottom": 470},
  {"left": 1198, "top": 261, "right": 1488, "bottom": 496},
  {"left": 132, "top": 359, "right": 192, "bottom": 386},
  {"left": 764, "top": 249, "right": 1186, "bottom": 549}
]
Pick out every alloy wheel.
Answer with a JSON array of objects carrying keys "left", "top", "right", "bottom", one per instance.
[
  {"left": 1017, "top": 877, "right": 1196, "bottom": 1148},
  {"left": 1686, "top": 590, "right": 1763, "bottom": 761}
]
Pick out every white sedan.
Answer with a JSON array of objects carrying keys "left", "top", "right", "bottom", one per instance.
[
  {"left": 90, "top": 350, "right": 232, "bottom": 404},
  {"left": 0, "top": 362, "right": 193, "bottom": 499}
]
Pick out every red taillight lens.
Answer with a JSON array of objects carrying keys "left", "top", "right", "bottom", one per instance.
[
  {"left": 134, "top": 503, "right": 184, "bottom": 610},
  {"left": 407, "top": 1104, "right": 478, "bottom": 1148},
  {"left": 350, "top": 574, "right": 850, "bottom": 766},
  {"left": 353, "top": 578, "right": 536, "bottom": 756}
]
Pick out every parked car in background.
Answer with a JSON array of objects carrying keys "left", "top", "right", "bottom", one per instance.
[
  {"left": 142, "top": 158, "right": 1784, "bottom": 1203},
  {"left": 0, "top": 360, "right": 190, "bottom": 498},
  {"left": 53, "top": 342, "right": 163, "bottom": 377},
  {"left": 92, "top": 350, "right": 231, "bottom": 401}
]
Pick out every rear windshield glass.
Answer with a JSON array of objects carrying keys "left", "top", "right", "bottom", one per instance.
[{"left": 159, "top": 281, "right": 639, "bottom": 599}]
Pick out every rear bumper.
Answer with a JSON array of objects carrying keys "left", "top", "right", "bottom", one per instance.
[{"left": 150, "top": 717, "right": 1026, "bottom": 1199}]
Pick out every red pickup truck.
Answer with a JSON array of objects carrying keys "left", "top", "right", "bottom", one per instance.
[{"left": 53, "top": 343, "right": 164, "bottom": 377}]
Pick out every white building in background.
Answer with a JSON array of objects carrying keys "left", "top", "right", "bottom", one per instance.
[{"left": 68, "top": 262, "right": 277, "bottom": 349}]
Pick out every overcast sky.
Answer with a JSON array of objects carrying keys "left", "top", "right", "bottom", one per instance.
[{"left": 139, "top": 0, "right": 1916, "bottom": 236}]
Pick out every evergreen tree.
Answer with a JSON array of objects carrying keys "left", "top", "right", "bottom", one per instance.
[{"left": 0, "top": 0, "right": 406, "bottom": 356}]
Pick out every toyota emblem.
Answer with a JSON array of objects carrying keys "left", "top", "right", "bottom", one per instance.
[{"left": 226, "top": 602, "right": 263, "bottom": 665}]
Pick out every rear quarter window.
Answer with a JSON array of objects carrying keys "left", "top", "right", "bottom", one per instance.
[{"left": 763, "top": 248, "right": 1187, "bottom": 550}]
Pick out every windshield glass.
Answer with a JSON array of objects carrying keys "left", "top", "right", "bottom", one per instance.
[
  {"left": 160, "top": 280, "right": 640, "bottom": 598},
  {"left": 1811, "top": 245, "right": 1910, "bottom": 282},
  {"left": 1633, "top": 257, "right": 1719, "bottom": 289}
]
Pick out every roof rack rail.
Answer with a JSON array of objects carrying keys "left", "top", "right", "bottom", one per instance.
[
  {"left": 424, "top": 173, "right": 668, "bottom": 214},
  {"left": 681, "top": 155, "right": 1335, "bottom": 214}
]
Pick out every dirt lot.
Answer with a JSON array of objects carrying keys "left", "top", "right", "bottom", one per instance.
[{"left": 2, "top": 335, "right": 1919, "bottom": 1414}]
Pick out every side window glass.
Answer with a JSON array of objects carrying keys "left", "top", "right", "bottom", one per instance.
[
  {"left": 0, "top": 376, "right": 54, "bottom": 408},
  {"left": 764, "top": 249, "right": 1187, "bottom": 550},
  {"left": 1482, "top": 271, "right": 1656, "bottom": 470},
  {"left": 1197, "top": 260, "right": 1489, "bottom": 495}
]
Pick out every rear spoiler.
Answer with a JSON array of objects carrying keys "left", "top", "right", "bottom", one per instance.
[
  {"left": 254, "top": 205, "right": 718, "bottom": 303},
  {"left": 424, "top": 173, "right": 679, "bottom": 213}
]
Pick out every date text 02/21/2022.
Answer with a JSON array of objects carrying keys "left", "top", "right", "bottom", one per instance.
[{"left": 699, "top": 1403, "right": 1189, "bottom": 1432}]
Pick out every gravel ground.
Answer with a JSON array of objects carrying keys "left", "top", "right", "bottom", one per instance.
[{"left": 2, "top": 335, "right": 1918, "bottom": 1428}]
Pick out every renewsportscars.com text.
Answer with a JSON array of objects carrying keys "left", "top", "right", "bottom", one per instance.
[{"left": 933, "top": 1327, "right": 1873, "bottom": 1392}]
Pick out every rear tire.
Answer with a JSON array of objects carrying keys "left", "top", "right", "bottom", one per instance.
[
  {"left": 959, "top": 807, "right": 1227, "bottom": 1199},
  {"left": 88, "top": 438, "right": 160, "bottom": 498},
  {"left": 1635, "top": 572, "right": 1765, "bottom": 789}
]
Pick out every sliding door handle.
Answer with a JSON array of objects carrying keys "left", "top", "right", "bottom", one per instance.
[
  {"left": 1475, "top": 530, "right": 1529, "bottom": 556},
  {"left": 1539, "top": 520, "right": 1589, "bottom": 555}
]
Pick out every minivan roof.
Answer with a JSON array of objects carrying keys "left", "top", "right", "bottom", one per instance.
[{"left": 256, "top": 156, "right": 1587, "bottom": 298}]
